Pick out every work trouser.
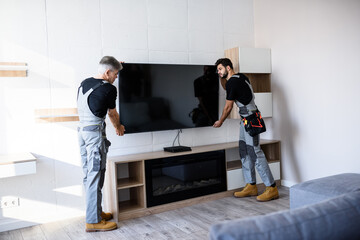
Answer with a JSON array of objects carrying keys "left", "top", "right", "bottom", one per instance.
[
  {"left": 78, "top": 124, "right": 110, "bottom": 224},
  {"left": 239, "top": 121, "right": 274, "bottom": 187}
]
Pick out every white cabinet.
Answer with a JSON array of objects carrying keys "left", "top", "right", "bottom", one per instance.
[
  {"left": 238, "top": 47, "right": 271, "bottom": 73},
  {"left": 227, "top": 168, "right": 245, "bottom": 190},
  {"left": 224, "top": 47, "right": 273, "bottom": 119},
  {"left": 254, "top": 92, "right": 273, "bottom": 118},
  {"left": 0, "top": 153, "right": 36, "bottom": 178}
]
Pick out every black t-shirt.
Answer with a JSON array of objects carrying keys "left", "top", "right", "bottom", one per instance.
[
  {"left": 226, "top": 73, "right": 252, "bottom": 105},
  {"left": 78, "top": 77, "right": 117, "bottom": 118}
]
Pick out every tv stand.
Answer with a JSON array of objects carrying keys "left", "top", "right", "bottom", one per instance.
[
  {"left": 163, "top": 145, "right": 192, "bottom": 153},
  {"left": 104, "top": 140, "right": 281, "bottom": 222}
]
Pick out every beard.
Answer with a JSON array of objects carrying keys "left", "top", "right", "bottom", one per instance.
[{"left": 221, "top": 69, "right": 229, "bottom": 79}]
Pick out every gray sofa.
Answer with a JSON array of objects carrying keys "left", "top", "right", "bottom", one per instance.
[{"left": 209, "top": 173, "right": 360, "bottom": 240}]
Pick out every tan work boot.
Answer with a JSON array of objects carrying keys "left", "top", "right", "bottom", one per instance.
[
  {"left": 256, "top": 186, "right": 279, "bottom": 202},
  {"left": 85, "top": 220, "right": 117, "bottom": 232},
  {"left": 234, "top": 183, "right": 258, "bottom": 198},
  {"left": 101, "top": 211, "right": 113, "bottom": 221}
]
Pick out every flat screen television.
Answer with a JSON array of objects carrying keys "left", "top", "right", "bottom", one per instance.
[{"left": 118, "top": 63, "right": 219, "bottom": 134}]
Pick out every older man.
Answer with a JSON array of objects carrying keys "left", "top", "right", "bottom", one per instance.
[{"left": 77, "top": 56, "right": 125, "bottom": 232}]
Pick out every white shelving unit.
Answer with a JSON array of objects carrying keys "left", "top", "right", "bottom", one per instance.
[
  {"left": 224, "top": 47, "right": 273, "bottom": 119},
  {"left": 0, "top": 153, "right": 37, "bottom": 178}
]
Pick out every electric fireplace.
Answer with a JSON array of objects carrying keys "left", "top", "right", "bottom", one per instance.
[{"left": 145, "top": 150, "right": 226, "bottom": 207}]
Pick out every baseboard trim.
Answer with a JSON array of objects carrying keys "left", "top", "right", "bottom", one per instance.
[
  {"left": 0, "top": 220, "right": 38, "bottom": 233},
  {"left": 0, "top": 212, "right": 85, "bottom": 232},
  {"left": 281, "top": 179, "right": 298, "bottom": 188}
]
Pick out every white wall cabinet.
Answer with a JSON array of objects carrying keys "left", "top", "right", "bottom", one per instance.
[
  {"left": 0, "top": 153, "right": 36, "bottom": 179},
  {"left": 254, "top": 92, "right": 273, "bottom": 118},
  {"left": 238, "top": 47, "right": 271, "bottom": 73},
  {"left": 224, "top": 47, "right": 273, "bottom": 119}
]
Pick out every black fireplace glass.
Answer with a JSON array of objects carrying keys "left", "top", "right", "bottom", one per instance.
[{"left": 145, "top": 150, "right": 226, "bottom": 207}]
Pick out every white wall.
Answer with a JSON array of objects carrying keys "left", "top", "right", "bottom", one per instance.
[
  {"left": 254, "top": 0, "right": 360, "bottom": 186},
  {"left": 0, "top": 0, "right": 255, "bottom": 231}
]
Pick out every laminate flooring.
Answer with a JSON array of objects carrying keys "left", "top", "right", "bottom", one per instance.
[{"left": 0, "top": 186, "right": 289, "bottom": 240}]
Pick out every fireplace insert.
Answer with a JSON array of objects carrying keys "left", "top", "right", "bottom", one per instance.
[{"left": 145, "top": 150, "right": 226, "bottom": 207}]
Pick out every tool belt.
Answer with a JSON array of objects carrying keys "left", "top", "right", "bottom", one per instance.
[{"left": 241, "top": 110, "right": 266, "bottom": 137}]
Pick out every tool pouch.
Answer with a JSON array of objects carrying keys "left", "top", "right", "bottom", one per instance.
[{"left": 242, "top": 110, "right": 266, "bottom": 137}]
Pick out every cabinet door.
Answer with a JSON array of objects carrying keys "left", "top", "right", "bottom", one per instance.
[
  {"left": 254, "top": 92, "right": 272, "bottom": 117},
  {"left": 239, "top": 48, "right": 271, "bottom": 73},
  {"left": 255, "top": 162, "right": 280, "bottom": 183},
  {"left": 227, "top": 168, "right": 246, "bottom": 190}
]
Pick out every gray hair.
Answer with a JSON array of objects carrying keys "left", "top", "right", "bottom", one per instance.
[{"left": 98, "top": 56, "right": 123, "bottom": 74}]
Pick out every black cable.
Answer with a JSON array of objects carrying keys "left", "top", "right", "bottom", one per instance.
[{"left": 172, "top": 129, "right": 182, "bottom": 146}]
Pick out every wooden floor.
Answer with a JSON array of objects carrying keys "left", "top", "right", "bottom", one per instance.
[{"left": 0, "top": 187, "right": 289, "bottom": 240}]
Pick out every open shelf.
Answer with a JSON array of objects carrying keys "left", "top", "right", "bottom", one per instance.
[
  {"left": 245, "top": 73, "right": 271, "bottom": 92},
  {"left": 116, "top": 161, "right": 144, "bottom": 188},
  {"left": 227, "top": 160, "right": 242, "bottom": 170},
  {"left": 118, "top": 200, "right": 144, "bottom": 214},
  {"left": 117, "top": 178, "right": 144, "bottom": 189},
  {"left": 118, "top": 186, "right": 145, "bottom": 213},
  {"left": 261, "top": 141, "right": 281, "bottom": 162},
  {"left": 226, "top": 140, "right": 280, "bottom": 170}
]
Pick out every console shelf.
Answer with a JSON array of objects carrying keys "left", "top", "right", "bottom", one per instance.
[
  {"left": 105, "top": 140, "right": 281, "bottom": 222},
  {"left": 117, "top": 178, "right": 143, "bottom": 189}
]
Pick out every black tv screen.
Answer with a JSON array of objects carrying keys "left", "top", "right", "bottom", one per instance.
[{"left": 118, "top": 63, "right": 219, "bottom": 134}]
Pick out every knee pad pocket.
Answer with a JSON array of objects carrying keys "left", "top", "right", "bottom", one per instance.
[
  {"left": 239, "top": 140, "right": 247, "bottom": 159},
  {"left": 246, "top": 145, "right": 257, "bottom": 161},
  {"left": 93, "top": 150, "right": 101, "bottom": 171}
]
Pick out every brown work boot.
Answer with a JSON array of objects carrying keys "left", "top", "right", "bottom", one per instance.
[
  {"left": 256, "top": 186, "right": 279, "bottom": 202},
  {"left": 85, "top": 220, "right": 117, "bottom": 232},
  {"left": 234, "top": 183, "right": 258, "bottom": 198},
  {"left": 101, "top": 211, "right": 113, "bottom": 221}
]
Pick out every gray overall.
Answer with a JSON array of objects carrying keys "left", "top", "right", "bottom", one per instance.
[
  {"left": 233, "top": 75, "right": 274, "bottom": 187},
  {"left": 77, "top": 81, "right": 111, "bottom": 224}
]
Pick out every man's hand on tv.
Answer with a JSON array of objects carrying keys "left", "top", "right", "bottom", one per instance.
[
  {"left": 116, "top": 124, "right": 125, "bottom": 136},
  {"left": 213, "top": 120, "right": 223, "bottom": 128}
]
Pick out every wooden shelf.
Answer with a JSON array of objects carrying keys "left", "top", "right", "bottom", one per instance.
[
  {"left": 118, "top": 200, "right": 145, "bottom": 213},
  {"left": 117, "top": 178, "right": 143, "bottom": 189},
  {"left": 34, "top": 108, "right": 79, "bottom": 123},
  {"left": 227, "top": 160, "right": 242, "bottom": 170},
  {"left": 227, "top": 160, "right": 280, "bottom": 171},
  {"left": 245, "top": 73, "right": 271, "bottom": 93},
  {"left": 226, "top": 140, "right": 280, "bottom": 170},
  {"left": 261, "top": 141, "right": 281, "bottom": 162},
  {"left": 0, "top": 62, "right": 28, "bottom": 77},
  {"left": 118, "top": 186, "right": 145, "bottom": 214}
]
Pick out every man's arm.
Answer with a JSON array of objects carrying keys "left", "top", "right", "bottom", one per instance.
[
  {"left": 108, "top": 108, "right": 125, "bottom": 136},
  {"left": 213, "top": 100, "right": 234, "bottom": 128}
]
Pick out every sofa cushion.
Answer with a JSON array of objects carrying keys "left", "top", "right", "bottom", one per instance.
[
  {"left": 209, "top": 191, "right": 360, "bottom": 240},
  {"left": 290, "top": 173, "right": 360, "bottom": 209}
]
